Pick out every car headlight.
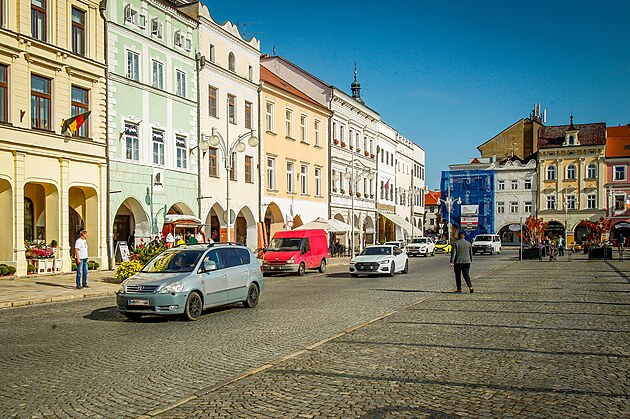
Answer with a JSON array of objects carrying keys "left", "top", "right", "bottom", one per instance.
[
  {"left": 379, "top": 259, "right": 391, "bottom": 265},
  {"left": 118, "top": 280, "right": 128, "bottom": 294},
  {"left": 287, "top": 258, "right": 295, "bottom": 264},
  {"left": 159, "top": 281, "right": 184, "bottom": 294}
]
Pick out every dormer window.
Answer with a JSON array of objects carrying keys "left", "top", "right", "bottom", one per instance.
[
  {"left": 568, "top": 135, "right": 575, "bottom": 145},
  {"left": 228, "top": 52, "right": 235, "bottom": 72}
]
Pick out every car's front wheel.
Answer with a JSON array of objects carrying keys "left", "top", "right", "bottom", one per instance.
[
  {"left": 402, "top": 260, "right": 409, "bottom": 274},
  {"left": 184, "top": 291, "right": 203, "bottom": 321},
  {"left": 388, "top": 262, "right": 395, "bottom": 277},
  {"left": 123, "top": 313, "right": 142, "bottom": 321},
  {"left": 243, "top": 283, "right": 259, "bottom": 308},
  {"left": 351, "top": 273, "right": 359, "bottom": 278},
  {"left": 297, "top": 262, "right": 306, "bottom": 276}
]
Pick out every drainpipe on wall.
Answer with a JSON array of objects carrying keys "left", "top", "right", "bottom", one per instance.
[
  {"left": 99, "top": 0, "right": 113, "bottom": 270},
  {"left": 257, "top": 82, "right": 263, "bottom": 225},
  {"left": 327, "top": 93, "right": 333, "bottom": 220},
  {"left": 196, "top": 51, "right": 202, "bottom": 221}
]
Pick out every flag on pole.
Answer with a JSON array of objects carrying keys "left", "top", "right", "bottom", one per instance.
[
  {"left": 384, "top": 178, "right": 391, "bottom": 190},
  {"left": 61, "top": 111, "right": 91, "bottom": 136}
]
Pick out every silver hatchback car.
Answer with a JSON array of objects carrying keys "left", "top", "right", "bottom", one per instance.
[{"left": 116, "top": 243, "right": 264, "bottom": 321}]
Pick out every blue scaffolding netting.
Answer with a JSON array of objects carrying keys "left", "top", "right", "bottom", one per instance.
[{"left": 440, "top": 169, "right": 495, "bottom": 242}]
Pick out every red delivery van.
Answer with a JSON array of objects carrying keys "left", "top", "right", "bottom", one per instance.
[{"left": 262, "top": 229, "right": 329, "bottom": 276}]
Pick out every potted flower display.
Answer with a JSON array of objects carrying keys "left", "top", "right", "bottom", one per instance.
[
  {"left": 334, "top": 139, "right": 339, "bottom": 145},
  {"left": 356, "top": 191, "right": 361, "bottom": 198},
  {"left": 364, "top": 151, "right": 369, "bottom": 157},
  {"left": 370, "top": 153, "right": 375, "bottom": 159},
  {"left": 341, "top": 141, "right": 346, "bottom": 148}
]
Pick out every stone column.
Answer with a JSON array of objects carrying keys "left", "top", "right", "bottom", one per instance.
[
  {"left": 59, "top": 158, "right": 72, "bottom": 273},
  {"left": 557, "top": 158, "right": 563, "bottom": 210},
  {"left": 13, "top": 152, "right": 27, "bottom": 276},
  {"left": 598, "top": 156, "right": 605, "bottom": 209}
]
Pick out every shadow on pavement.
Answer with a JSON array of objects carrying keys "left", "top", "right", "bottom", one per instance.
[
  {"left": 35, "top": 281, "right": 76, "bottom": 289},
  {"left": 369, "top": 289, "right": 434, "bottom": 293},
  {"left": 84, "top": 303, "right": 243, "bottom": 322}
]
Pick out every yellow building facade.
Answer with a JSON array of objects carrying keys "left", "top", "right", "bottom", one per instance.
[
  {"left": 0, "top": 0, "right": 107, "bottom": 275},
  {"left": 537, "top": 121, "right": 606, "bottom": 245},
  {"left": 260, "top": 66, "right": 330, "bottom": 240}
]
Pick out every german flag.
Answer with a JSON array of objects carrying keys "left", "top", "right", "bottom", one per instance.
[{"left": 61, "top": 111, "right": 91, "bottom": 136}]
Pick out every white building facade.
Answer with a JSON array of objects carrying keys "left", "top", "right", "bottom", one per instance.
[{"left": 189, "top": 2, "right": 261, "bottom": 250}]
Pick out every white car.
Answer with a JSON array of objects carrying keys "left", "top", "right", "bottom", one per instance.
[
  {"left": 407, "top": 237, "right": 435, "bottom": 257},
  {"left": 349, "top": 245, "right": 409, "bottom": 277},
  {"left": 384, "top": 241, "right": 406, "bottom": 251},
  {"left": 472, "top": 234, "right": 502, "bottom": 255}
]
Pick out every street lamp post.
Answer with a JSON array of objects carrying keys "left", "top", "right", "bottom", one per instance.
[
  {"left": 208, "top": 120, "right": 257, "bottom": 243},
  {"left": 333, "top": 160, "right": 374, "bottom": 258},
  {"left": 439, "top": 185, "right": 461, "bottom": 242}
]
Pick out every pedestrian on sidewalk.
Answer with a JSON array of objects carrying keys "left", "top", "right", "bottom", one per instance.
[
  {"left": 558, "top": 236, "right": 565, "bottom": 257},
  {"left": 450, "top": 231, "right": 474, "bottom": 293},
  {"left": 74, "top": 230, "right": 89, "bottom": 289}
]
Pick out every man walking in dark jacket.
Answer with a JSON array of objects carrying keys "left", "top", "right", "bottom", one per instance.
[{"left": 450, "top": 232, "right": 474, "bottom": 293}]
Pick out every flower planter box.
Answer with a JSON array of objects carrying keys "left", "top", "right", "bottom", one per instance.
[
  {"left": 520, "top": 248, "right": 542, "bottom": 260},
  {"left": 588, "top": 247, "right": 612, "bottom": 260}
]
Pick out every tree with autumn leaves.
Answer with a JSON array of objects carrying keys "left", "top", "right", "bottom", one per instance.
[
  {"left": 577, "top": 217, "right": 614, "bottom": 244},
  {"left": 521, "top": 216, "right": 547, "bottom": 246}
]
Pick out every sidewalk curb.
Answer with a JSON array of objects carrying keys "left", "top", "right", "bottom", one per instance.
[{"left": 0, "top": 290, "right": 117, "bottom": 309}]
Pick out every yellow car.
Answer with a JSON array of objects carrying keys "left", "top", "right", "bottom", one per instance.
[{"left": 434, "top": 240, "right": 452, "bottom": 253}]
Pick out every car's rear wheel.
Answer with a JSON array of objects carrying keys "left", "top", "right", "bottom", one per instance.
[
  {"left": 402, "top": 260, "right": 409, "bottom": 274},
  {"left": 184, "top": 291, "right": 203, "bottom": 321},
  {"left": 243, "top": 283, "right": 259, "bottom": 308},
  {"left": 123, "top": 313, "right": 142, "bottom": 321},
  {"left": 431, "top": 249, "right": 435, "bottom": 256},
  {"left": 297, "top": 262, "right": 306, "bottom": 276},
  {"left": 318, "top": 259, "right": 326, "bottom": 273},
  {"left": 388, "top": 262, "right": 395, "bottom": 277}
]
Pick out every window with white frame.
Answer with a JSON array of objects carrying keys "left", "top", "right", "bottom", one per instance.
[
  {"left": 245, "top": 101, "right": 252, "bottom": 129},
  {"left": 340, "top": 125, "right": 344, "bottom": 144},
  {"left": 355, "top": 132, "right": 360, "bottom": 151},
  {"left": 615, "top": 195, "right": 625, "bottom": 211},
  {"left": 510, "top": 180, "right": 518, "bottom": 190},
  {"left": 248, "top": 65, "right": 253, "bottom": 81},
  {"left": 586, "top": 194, "right": 596, "bottom": 209},
  {"left": 151, "top": 60, "right": 163, "bottom": 89},
  {"left": 285, "top": 109, "right": 293, "bottom": 138},
  {"left": 546, "top": 165, "right": 556, "bottom": 180},
  {"left": 300, "top": 164, "right": 308, "bottom": 194},
  {"left": 510, "top": 201, "right": 519, "bottom": 213},
  {"left": 566, "top": 194, "right": 576, "bottom": 209},
  {"left": 286, "top": 161, "right": 295, "bottom": 193},
  {"left": 176, "top": 70, "right": 186, "bottom": 97},
  {"left": 315, "top": 167, "right": 322, "bottom": 196},
  {"left": 497, "top": 180, "right": 505, "bottom": 190},
  {"left": 176, "top": 135, "right": 187, "bottom": 169},
  {"left": 228, "top": 94, "right": 235, "bottom": 124},
  {"left": 524, "top": 201, "right": 532, "bottom": 213},
  {"left": 208, "top": 45, "right": 215, "bottom": 62},
  {"left": 566, "top": 164, "right": 576, "bottom": 179},
  {"left": 228, "top": 52, "right": 235, "bottom": 72},
  {"left": 208, "top": 86, "right": 217, "bottom": 117},
  {"left": 524, "top": 178, "right": 532, "bottom": 189},
  {"left": 547, "top": 195, "right": 556, "bottom": 210},
  {"left": 151, "top": 18, "right": 163, "bottom": 38},
  {"left": 266, "top": 156, "right": 276, "bottom": 190},
  {"left": 586, "top": 163, "right": 597, "bottom": 179},
  {"left": 124, "top": 4, "right": 145, "bottom": 28},
  {"left": 125, "top": 122, "right": 139, "bottom": 161},
  {"left": 497, "top": 202, "right": 505, "bottom": 214},
  {"left": 173, "top": 30, "right": 183, "bottom": 47},
  {"left": 126, "top": 50, "right": 139, "bottom": 81},
  {"left": 314, "top": 120, "right": 321, "bottom": 146},
  {"left": 614, "top": 166, "right": 626, "bottom": 181},
  {"left": 300, "top": 114, "right": 307, "bottom": 143},
  {"left": 265, "top": 101, "right": 274, "bottom": 132},
  {"left": 152, "top": 129, "right": 164, "bottom": 165}
]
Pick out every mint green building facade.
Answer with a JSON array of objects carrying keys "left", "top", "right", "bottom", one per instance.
[{"left": 107, "top": 0, "right": 199, "bottom": 248}]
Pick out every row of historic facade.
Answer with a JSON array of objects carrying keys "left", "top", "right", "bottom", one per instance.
[
  {"left": 439, "top": 105, "right": 630, "bottom": 245},
  {"left": 0, "top": 0, "right": 425, "bottom": 275}
]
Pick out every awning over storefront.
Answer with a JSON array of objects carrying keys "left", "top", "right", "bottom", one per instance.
[
  {"left": 295, "top": 217, "right": 354, "bottom": 233},
  {"left": 380, "top": 212, "right": 414, "bottom": 235}
]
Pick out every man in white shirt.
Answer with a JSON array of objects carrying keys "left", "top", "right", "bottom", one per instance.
[{"left": 74, "top": 230, "right": 89, "bottom": 289}]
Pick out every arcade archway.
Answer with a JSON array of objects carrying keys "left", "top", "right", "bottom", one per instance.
[
  {"left": 113, "top": 197, "right": 149, "bottom": 247},
  {"left": 236, "top": 206, "right": 257, "bottom": 249},
  {"left": 544, "top": 221, "right": 565, "bottom": 241},
  {"left": 0, "top": 179, "right": 12, "bottom": 262},
  {"left": 204, "top": 203, "right": 223, "bottom": 243},
  {"left": 264, "top": 202, "right": 284, "bottom": 244}
]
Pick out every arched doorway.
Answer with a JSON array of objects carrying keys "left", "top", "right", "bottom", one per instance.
[
  {"left": 0, "top": 179, "right": 13, "bottom": 263},
  {"left": 544, "top": 221, "right": 565, "bottom": 241},
  {"left": 333, "top": 213, "right": 349, "bottom": 251},
  {"left": 574, "top": 222, "right": 590, "bottom": 245},
  {"left": 69, "top": 186, "right": 98, "bottom": 257},
  {"left": 364, "top": 216, "right": 375, "bottom": 246},
  {"left": 498, "top": 223, "right": 522, "bottom": 245},
  {"left": 113, "top": 197, "right": 149, "bottom": 248},
  {"left": 204, "top": 203, "right": 223, "bottom": 243},
  {"left": 168, "top": 202, "right": 194, "bottom": 216},
  {"left": 24, "top": 182, "right": 59, "bottom": 245},
  {"left": 236, "top": 206, "right": 257, "bottom": 249},
  {"left": 612, "top": 221, "right": 630, "bottom": 247},
  {"left": 264, "top": 202, "right": 284, "bottom": 244}
]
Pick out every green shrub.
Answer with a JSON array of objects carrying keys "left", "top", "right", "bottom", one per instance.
[
  {"left": 7, "top": 265, "right": 16, "bottom": 275},
  {"left": 27, "top": 264, "right": 36, "bottom": 274},
  {"left": 115, "top": 260, "right": 143, "bottom": 282},
  {"left": 88, "top": 260, "right": 100, "bottom": 270},
  {"left": 0, "top": 265, "right": 8, "bottom": 275}
]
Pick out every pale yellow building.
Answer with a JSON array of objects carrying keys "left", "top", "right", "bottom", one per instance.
[
  {"left": 260, "top": 65, "right": 331, "bottom": 240},
  {"left": 0, "top": 0, "right": 107, "bottom": 275}
]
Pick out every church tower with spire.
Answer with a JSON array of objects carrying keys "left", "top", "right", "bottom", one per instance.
[{"left": 351, "top": 63, "right": 363, "bottom": 104}]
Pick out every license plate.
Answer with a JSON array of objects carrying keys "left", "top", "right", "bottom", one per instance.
[
  {"left": 271, "top": 266, "right": 279, "bottom": 270},
  {"left": 128, "top": 299, "right": 149, "bottom": 306}
]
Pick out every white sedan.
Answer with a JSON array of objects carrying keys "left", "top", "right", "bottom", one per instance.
[
  {"left": 407, "top": 237, "right": 435, "bottom": 257},
  {"left": 349, "top": 245, "right": 409, "bottom": 277}
]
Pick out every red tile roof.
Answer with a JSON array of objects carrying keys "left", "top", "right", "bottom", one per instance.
[
  {"left": 606, "top": 125, "right": 630, "bottom": 158},
  {"left": 538, "top": 122, "right": 606, "bottom": 148},
  {"left": 260, "top": 66, "right": 323, "bottom": 109},
  {"left": 425, "top": 190, "right": 441, "bottom": 206}
]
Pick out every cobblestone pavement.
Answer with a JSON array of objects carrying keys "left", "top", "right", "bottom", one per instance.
[
  {"left": 0, "top": 251, "right": 506, "bottom": 418},
  {"left": 154, "top": 258, "right": 630, "bottom": 419}
]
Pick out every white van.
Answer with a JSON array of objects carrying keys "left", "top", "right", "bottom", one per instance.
[{"left": 472, "top": 234, "right": 501, "bottom": 255}]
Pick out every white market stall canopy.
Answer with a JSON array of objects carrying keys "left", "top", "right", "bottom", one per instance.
[
  {"left": 294, "top": 217, "right": 354, "bottom": 233},
  {"left": 380, "top": 212, "right": 414, "bottom": 235}
]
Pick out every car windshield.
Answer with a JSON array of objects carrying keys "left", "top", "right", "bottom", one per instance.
[
  {"left": 268, "top": 237, "right": 303, "bottom": 251},
  {"left": 141, "top": 250, "right": 203, "bottom": 273},
  {"left": 436, "top": 240, "right": 448, "bottom": 245},
  {"left": 360, "top": 247, "right": 392, "bottom": 256},
  {"left": 411, "top": 239, "right": 427, "bottom": 244},
  {"left": 475, "top": 235, "right": 492, "bottom": 242}
]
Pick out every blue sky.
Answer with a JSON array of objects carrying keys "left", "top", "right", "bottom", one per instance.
[{"left": 204, "top": 0, "right": 630, "bottom": 188}]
